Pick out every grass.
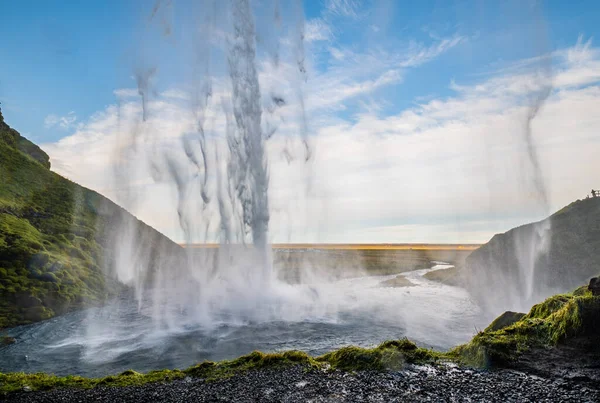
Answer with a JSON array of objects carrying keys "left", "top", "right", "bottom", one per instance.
[
  {"left": 0, "top": 114, "right": 109, "bottom": 327},
  {"left": 0, "top": 340, "right": 440, "bottom": 395},
  {"left": 316, "top": 339, "right": 440, "bottom": 371},
  {"left": 450, "top": 285, "right": 600, "bottom": 367},
  {"left": 0, "top": 135, "right": 111, "bottom": 327},
  {"left": 0, "top": 114, "right": 185, "bottom": 328}
]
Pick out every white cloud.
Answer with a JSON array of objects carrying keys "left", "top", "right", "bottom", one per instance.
[
  {"left": 325, "top": 0, "right": 362, "bottom": 18},
  {"left": 44, "top": 111, "right": 78, "bottom": 130},
  {"left": 305, "top": 19, "right": 333, "bottom": 42},
  {"left": 39, "top": 33, "right": 600, "bottom": 244}
]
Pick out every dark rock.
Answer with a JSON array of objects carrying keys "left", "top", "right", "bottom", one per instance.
[
  {"left": 464, "top": 197, "right": 600, "bottom": 313},
  {"left": 47, "top": 262, "right": 63, "bottom": 273},
  {"left": 38, "top": 272, "right": 59, "bottom": 283},
  {"left": 14, "top": 293, "right": 42, "bottom": 308},
  {"left": 27, "top": 253, "right": 49, "bottom": 271},
  {"left": 485, "top": 311, "right": 526, "bottom": 332},
  {"left": 2, "top": 365, "right": 599, "bottom": 402},
  {"left": 589, "top": 277, "right": 600, "bottom": 296}
]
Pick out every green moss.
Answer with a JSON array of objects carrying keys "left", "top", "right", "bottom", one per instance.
[
  {"left": 0, "top": 118, "right": 145, "bottom": 327},
  {"left": 316, "top": 339, "right": 440, "bottom": 371},
  {"left": 525, "top": 294, "right": 571, "bottom": 320},
  {"left": 451, "top": 286, "right": 599, "bottom": 368},
  {"left": 0, "top": 369, "right": 186, "bottom": 394},
  {"left": 0, "top": 351, "right": 315, "bottom": 394},
  {"left": 0, "top": 340, "right": 443, "bottom": 395},
  {"left": 484, "top": 311, "right": 525, "bottom": 332},
  {"left": 185, "top": 350, "right": 317, "bottom": 380}
]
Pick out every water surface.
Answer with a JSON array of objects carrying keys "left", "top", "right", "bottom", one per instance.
[{"left": 0, "top": 265, "right": 484, "bottom": 377}]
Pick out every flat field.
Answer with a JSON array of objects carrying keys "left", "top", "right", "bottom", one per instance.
[
  {"left": 184, "top": 244, "right": 480, "bottom": 283},
  {"left": 185, "top": 243, "right": 480, "bottom": 251}
]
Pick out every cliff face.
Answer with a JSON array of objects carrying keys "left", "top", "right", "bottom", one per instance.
[
  {"left": 0, "top": 112, "right": 50, "bottom": 169},
  {"left": 0, "top": 114, "right": 186, "bottom": 327},
  {"left": 464, "top": 197, "right": 600, "bottom": 314}
]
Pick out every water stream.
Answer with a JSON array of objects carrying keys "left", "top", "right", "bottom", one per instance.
[{"left": 0, "top": 264, "right": 484, "bottom": 377}]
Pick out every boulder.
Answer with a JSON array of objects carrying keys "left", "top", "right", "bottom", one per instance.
[
  {"left": 484, "top": 311, "right": 526, "bottom": 332},
  {"left": 589, "top": 277, "right": 600, "bottom": 296}
]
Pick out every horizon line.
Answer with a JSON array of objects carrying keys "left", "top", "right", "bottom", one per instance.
[{"left": 180, "top": 243, "right": 482, "bottom": 251}]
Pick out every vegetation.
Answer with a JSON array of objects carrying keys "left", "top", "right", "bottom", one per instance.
[
  {"left": 316, "top": 339, "right": 439, "bottom": 371},
  {"left": 450, "top": 285, "right": 599, "bottom": 367},
  {"left": 0, "top": 113, "right": 112, "bottom": 327},
  {"left": 0, "top": 110, "right": 184, "bottom": 328},
  {"left": 0, "top": 285, "right": 598, "bottom": 395},
  {"left": 0, "top": 340, "right": 439, "bottom": 394},
  {"left": 483, "top": 311, "right": 525, "bottom": 332}
]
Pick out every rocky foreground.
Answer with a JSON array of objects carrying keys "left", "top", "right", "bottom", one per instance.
[{"left": 4, "top": 364, "right": 599, "bottom": 403}]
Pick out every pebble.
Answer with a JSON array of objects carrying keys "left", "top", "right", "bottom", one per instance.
[{"left": 3, "top": 365, "right": 599, "bottom": 402}]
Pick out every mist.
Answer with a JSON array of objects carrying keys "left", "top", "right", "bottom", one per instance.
[{"left": 5, "top": 0, "right": 598, "bottom": 378}]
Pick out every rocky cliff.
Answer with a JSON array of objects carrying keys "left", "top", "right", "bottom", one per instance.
[
  {"left": 464, "top": 197, "right": 600, "bottom": 314},
  {"left": 0, "top": 112, "right": 186, "bottom": 327}
]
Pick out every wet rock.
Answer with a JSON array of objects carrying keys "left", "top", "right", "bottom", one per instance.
[
  {"left": 48, "top": 262, "right": 64, "bottom": 273},
  {"left": 589, "top": 277, "right": 600, "bottom": 296},
  {"left": 3, "top": 365, "right": 599, "bottom": 402},
  {"left": 485, "top": 311, "right": 526, "bottom": 332},
  {"left": 379, "top": 275, "right": 415, "bottom": 288}
]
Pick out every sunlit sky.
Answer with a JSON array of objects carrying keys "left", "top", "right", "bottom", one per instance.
[{"left": 1, "top": 0, "right": 599, "bottom": 243}]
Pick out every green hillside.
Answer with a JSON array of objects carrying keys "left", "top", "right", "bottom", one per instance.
[{"left": 0, "top": 110, "right": 184, "bottom": 328}]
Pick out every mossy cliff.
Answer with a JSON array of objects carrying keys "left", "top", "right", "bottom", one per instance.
[
  {"left": 0, "top": 112, "right": 185, "bottom": 328},
  {"left": 463, "top": 197, "right": 600, "bottom": 312},
  {"left": 451, "top": 283, "right": 600, "bottom": 368}
]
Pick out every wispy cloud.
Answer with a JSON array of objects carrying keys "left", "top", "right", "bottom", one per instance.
[
  {"left": 325, "top": 0, "right": 363, "bottom": 18},
  {"left": 44, "top": 111, "right": 78, "bottom": 130},
  {"left": 305, "top": 19, "right": 334, "bottom": 42}
]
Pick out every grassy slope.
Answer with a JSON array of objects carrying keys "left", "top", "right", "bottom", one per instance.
[
  {"left": 0, "top": 137, "right": 111, "bottom": 327},
  {"left": 1, "top": 284, "right": 598, "bottom": 394},
  {"left": 0, "top": 114, "right": 184, "bottom": 328},
  {"left": 451, "top": 285, "right": 599, "bottom": 367}
]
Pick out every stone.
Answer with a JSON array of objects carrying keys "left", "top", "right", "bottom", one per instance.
[{"left": 588, "top": 277, "right": 600, "bottom": 296}]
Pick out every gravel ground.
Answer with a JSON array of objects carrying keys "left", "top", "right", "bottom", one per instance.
[{"left": 4, "top": 364, "right": 599, "bottom": 403}]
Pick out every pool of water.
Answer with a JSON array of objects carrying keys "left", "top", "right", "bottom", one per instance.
[{"left": 0, "top": 265, "right": 485, "bottom": 377}]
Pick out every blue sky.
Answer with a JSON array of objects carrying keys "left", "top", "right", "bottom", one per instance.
[
  {"left": 2, "top": 0, "right": 600, "bottom": 243},
  {"left": 2, "top": 0, "right": 597, "bottom": 142}
]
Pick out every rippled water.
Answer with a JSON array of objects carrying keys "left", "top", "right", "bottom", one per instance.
[{"left": 0, "top": 265, "right": 485, "bottom": 377}]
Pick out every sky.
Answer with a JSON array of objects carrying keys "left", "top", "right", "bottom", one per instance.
[{"left": 1, "top": 0, "right": 599, "bottom": 243}]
